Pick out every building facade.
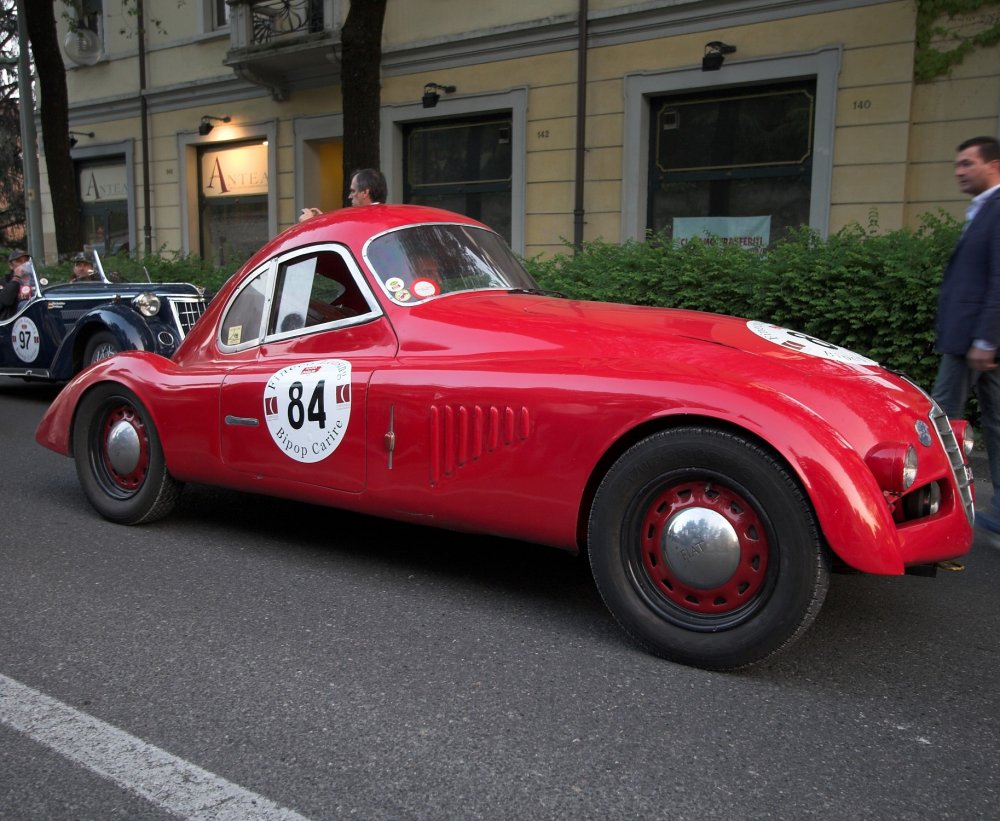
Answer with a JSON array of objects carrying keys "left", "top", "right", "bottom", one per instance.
[{"left": 36, "top": 0, "right": 1000, "bottom": 264}]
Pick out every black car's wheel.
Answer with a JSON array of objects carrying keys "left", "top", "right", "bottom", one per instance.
[
  {"left": 83, "top": 331, "right": 122, "bottom": 366},
  {"left": 588, "top": 427, "right": 830, "bottom": 670},
  {"left": 72, "top": 384, "right": 182, "bottom": 525}
]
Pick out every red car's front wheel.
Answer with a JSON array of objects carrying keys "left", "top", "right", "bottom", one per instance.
[
  {"left": 589, "top": 427, "right": 830, "bottom": 670},
  {"left": 72, "top": 384, "right": 181, "bottom": 525}
]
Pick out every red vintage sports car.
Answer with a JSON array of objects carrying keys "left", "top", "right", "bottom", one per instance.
[{"left": 36, "top": 205, "right": 975, "bottom": 670}]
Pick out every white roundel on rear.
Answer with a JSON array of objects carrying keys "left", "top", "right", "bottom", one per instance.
[
  {"left": 747, "top": 321, "right": 878, "bottom": 367},
  {"left": 263, "top": 359, "right": 352, "bottom": 462}
]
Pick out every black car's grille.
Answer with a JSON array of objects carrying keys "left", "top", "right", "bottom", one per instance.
[
  {"left": 168, "top": 297, "right": 207, "bottom": 337},
  {"left": 931, "top": 404, "right": 975, "bottom": 525}
]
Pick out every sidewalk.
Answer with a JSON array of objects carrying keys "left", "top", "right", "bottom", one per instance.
[
  {"left": 968, "top": 449, "right": 992, "bottom": 514},
  {"left": 969, "top": 449, "right": 989, "bottom": 482}
]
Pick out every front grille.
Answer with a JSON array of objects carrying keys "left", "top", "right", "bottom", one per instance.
[
  {"left": 930, "top": 404, "right": 975, "bottom": 525},
  {"left": 168, "top": 297, "right": 208, "bottom": 337}
]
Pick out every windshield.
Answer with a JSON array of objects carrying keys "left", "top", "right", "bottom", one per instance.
[
  {"left": 19, "top": 259, "right": 42, "bottom": 298},
  {"left": 33, "top": 247, "right": 112, "bottom": 295},
  {"left": 364, "top": 223, "right": 539, "bottom": 305}
]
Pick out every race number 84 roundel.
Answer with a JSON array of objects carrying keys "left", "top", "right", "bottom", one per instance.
[{"left": 264, "top": 359, "right": 352, "bottom": 463}]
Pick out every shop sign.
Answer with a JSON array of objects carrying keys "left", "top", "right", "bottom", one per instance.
[
  {"left": 79, "top": 164, "right": 128, "bottom": 203},
  {"left": 201, "top": 143, "right": 269, "bottom": 198},
  {"left": 673, "top": 216, "right": 771, "bottom": 252}
]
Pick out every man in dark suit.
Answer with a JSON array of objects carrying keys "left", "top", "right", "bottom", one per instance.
[{"left": 932, "top": 136, "right": 1000, "bottom": 532}]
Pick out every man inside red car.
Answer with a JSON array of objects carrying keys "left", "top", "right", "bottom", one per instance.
[{"left": 299, "top": 168, "right": 387, "bottom": 222}]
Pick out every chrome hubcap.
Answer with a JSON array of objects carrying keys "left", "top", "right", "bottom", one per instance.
[
  {"left": 106, "top": 419, "right": 142, "bottom": 475},
  {"left": 662, "top": 507, "right": 741, "bottom": 588}
]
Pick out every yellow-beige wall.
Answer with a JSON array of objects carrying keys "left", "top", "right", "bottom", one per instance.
[{"left": 36, "top": 0, "right": 1000, "bottom": 262}]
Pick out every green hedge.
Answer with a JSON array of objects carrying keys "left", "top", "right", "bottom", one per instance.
[{"left": 524, "top": 210, "right": 962, "bottom": 397}]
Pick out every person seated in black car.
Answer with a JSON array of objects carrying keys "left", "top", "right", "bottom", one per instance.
[
  {"left": 69, "top": 251, "right": 98, "bottom": 283},
  {"left": 1, "top": 249, "right": 33, "bottom": 320}
]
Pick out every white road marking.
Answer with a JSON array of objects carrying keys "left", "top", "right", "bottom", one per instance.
[{"left": 0, "top": 673, "right": 309, "bottom": 820}]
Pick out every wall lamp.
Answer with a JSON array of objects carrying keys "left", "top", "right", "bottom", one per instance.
[
  {"left": 422, "top": 82, "right": 456, "bottom": 108},
  {"left": 68, "top": 130, "right": 95, "bottom": 147},
  {"left": 198, "top": 115, "right": 231, "bottom": 136},
  {"left": 702, "top": 41, "right": 736, "bottom": 71}
]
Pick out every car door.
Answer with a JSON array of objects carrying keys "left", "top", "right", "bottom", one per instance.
[{"left": 218, "top": 245, "right": 398, "bottom": 493}]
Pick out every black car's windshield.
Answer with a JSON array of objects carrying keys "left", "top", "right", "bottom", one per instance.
[{"left": 364, "top": 223, "right": 539, "bottom": 305}]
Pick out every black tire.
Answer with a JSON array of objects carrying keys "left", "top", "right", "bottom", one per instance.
[
  {"left": 72, "top": 384, "right": 182, "bottom": 525},
  {"left": 588, "top": 427, "right": 830, "bottom": 670},
  {"left": 83, "top": 330, "right": 122, "bottom": 366}
]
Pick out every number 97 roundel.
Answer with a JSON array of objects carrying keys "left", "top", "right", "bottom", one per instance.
[{"left": 263, "top": 359, "right": 352, "bottom": 463}]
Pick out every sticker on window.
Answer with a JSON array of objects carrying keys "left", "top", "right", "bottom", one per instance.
[
  {"left": 263, "top": 359, "right": 352, "bottom": 462},
  {"left": 411, "top": 278, "right": 440, "bottom": 299}
]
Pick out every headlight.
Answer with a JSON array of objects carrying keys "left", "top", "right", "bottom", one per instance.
[
  {"left": 951, "top": 420, "right": 974, "bottom": 458},
  {"left": 902, "top": 444, "right": 918, "bottom": 489},
  {"left": 865, "top": 442, "right": 918, "bottom": 493},
  {"left": 133, "top": 292, "right": 161, "bottom": 317}
]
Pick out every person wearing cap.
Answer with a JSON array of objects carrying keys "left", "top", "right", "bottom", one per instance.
[
  {"left": 69, "top": 251, "right": 97, "bottom": 283},
  {"left": 1, "top": 249, "right": 33, "bottom": 321}
]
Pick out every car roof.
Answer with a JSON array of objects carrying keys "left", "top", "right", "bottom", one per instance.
[{"left": 243, "top": 204, "right": 491, "bottom": 272}]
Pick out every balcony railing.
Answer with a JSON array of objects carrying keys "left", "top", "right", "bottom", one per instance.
[
  {"left": 225, "top": 0, "right": 340, "bottom": 100},
  {"left": 229, "top": 0, "right": 324, "bottom": 48}
]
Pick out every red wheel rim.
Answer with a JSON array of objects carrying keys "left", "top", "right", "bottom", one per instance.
[
  {"left": 98, "top": 403, "right": 151, "bottom": 494},
  {"left": 639, "top": 480, "right": 769, "bottom": 614}
]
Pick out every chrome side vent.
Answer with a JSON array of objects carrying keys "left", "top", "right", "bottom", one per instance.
[{"left": 930, "top": 405, "right": 975, "bottom": 525}]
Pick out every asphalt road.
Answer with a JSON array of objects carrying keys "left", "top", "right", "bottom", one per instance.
[{"left": 1, "top": 381, "right": 998, "bottom": 820}]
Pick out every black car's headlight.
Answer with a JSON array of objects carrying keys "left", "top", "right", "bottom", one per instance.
[{"left": 133, "top": 292, "right": 161, "bottom": 317}]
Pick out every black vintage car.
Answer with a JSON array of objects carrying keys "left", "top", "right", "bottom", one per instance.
[{"left": 1, "top": 253, "right": 207, "bottom": 381}]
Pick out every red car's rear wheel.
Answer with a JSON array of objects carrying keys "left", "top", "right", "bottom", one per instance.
[
  {"left": 73, "top": 384, "right": 181, "bottom": 524},
  {"left": 589, "top": 427, "right": 829, "bottom": 670}
]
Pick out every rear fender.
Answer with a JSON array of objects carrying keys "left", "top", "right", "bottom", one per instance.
[{"left": 36, "top": 353, "right": 175, "bottom": 457}]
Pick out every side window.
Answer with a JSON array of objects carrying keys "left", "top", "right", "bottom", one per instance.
[
  {"left": 267, "top": 250, "right": 370, "bottom": 336},
  {"left": 220, "top": 269, "right": 268, "bottom": 348},
  {"left": 77, "top": 0, "right": 103, "bottom": 37},
  {"left": 213, "top": 0, "right": 230, "bottom": 29}
]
